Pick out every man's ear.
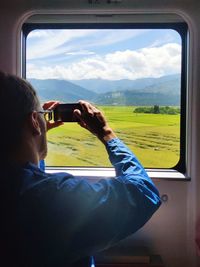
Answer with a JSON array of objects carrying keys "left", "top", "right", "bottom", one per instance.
[{"left": 28, "top": 111, "right": 41, "bottom": 136}]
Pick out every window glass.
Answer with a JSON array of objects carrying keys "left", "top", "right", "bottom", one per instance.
[{"left": 26, "top": 27, "right": 183, "bottom": 168}]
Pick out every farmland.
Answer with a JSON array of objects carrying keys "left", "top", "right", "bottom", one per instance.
[{"left": 45, "top": 106, "right": 180, "bottom": 168}]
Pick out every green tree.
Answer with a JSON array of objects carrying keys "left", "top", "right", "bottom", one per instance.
[{"left": 153, "top": 105, "right": 160, "bottom": 114}]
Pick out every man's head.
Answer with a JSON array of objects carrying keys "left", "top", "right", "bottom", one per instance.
[{"left": 0, "top": 71, "right": 47, "bottom": 164}]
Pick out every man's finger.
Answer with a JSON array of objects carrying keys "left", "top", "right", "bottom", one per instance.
[
  {"left": 79, "top": 100, "right": 94, "bottom": 116},
  {"left": 43, "top": 101, "right": 60, "bottom": 110}
]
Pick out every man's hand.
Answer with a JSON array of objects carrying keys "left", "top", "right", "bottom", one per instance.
[
  {"left": 74, "top": 100, "right": 116, "bottom": 143},
  {"left": 42, "top": 101, "right": 64, "bottom": 131}
]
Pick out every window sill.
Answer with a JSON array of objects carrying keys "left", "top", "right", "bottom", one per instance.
[{"left": 45, "top": 167, "right": 189, "bottom": 181}]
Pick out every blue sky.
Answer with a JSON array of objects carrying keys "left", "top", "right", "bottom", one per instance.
[{"left": 27, "top": 28, "right": 181, "bottom": 80}]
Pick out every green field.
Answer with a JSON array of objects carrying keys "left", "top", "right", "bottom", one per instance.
[{"left": 46, "top": 106, "right": 180, "bottom": 168}]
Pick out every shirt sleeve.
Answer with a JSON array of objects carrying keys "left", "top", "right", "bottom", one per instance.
[
  {"left": 65, "top": 138, "right": 161, "bottom": 259},
  {"left": 105, "top": 137, "right": 160, "bottom": 201},
  {"left": 20, "top": 138, "right": 161, "bottom": 265}
]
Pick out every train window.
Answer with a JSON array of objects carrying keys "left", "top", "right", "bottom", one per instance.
[{"left": 23, "top": 23, "right": 187, "bottom": 172}]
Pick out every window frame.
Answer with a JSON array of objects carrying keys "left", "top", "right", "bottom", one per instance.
[{"left": 22, "top": 22, "right": 188, "bottom": 176}]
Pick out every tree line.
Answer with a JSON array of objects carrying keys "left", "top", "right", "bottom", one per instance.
[{"left": 134, "top": 105, "right": 180, "bottom": 115}]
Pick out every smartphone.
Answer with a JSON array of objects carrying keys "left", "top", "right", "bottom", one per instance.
[{"left": 53, "top": 103, "right": 82, "bottom": 122}]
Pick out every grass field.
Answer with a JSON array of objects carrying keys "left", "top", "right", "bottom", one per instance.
[{"left": 45, "top": 106, "right": 180, "bottom": 168}]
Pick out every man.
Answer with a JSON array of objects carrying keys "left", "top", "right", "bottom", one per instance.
[{"left": 0, "top": 71, "right": 161, "bottom": 267}]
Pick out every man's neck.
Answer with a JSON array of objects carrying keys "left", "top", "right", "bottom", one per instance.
[{"left": 12, "top": 144, "right": 40, "bottom": 167}]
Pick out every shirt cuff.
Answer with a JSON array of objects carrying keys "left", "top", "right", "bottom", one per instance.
[{"left": 105, "top": 137, "right": 121, "bottom": 147}]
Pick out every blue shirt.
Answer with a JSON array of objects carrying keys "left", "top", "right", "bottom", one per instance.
[{"left": 1, "top": 138, "right": 161, "bottom": 266}]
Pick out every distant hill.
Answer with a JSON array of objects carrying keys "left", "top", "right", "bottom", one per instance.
[
  {"left": 94, "top": 91, "right": 180, "bottom": 106},
  {"left": 28, "top": 74, "right": 180, "bottom": 106},
  {"left": 71, "top": 78, "right": 156, "bottom": 93},
  {"left": 93, "top": 75, "right": 180, "bottom": 105},
  {"left": 71, "top": 74, "right": 180, "bottom": 94},
  {"left": 140, "top": 75, "right": 180, "bottom": 95},
  {"left": 29, "top": 78, "right": 97, "bottom": 103}
]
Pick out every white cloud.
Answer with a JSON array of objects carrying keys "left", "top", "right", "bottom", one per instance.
[
  {"left": 65, "top": 50, "right": 95, "bottom": 56},
  {"left": 27, "top": 29, "right": 149, "bottom": 61},
  {"left": 27, "top": 43, "right": 181, "bottom": 80},
  {"left": 28, "top": 30, "right": 50, "bottom": 39},
  {"left": 80, "top": 29, "right": 149, "bottom": 50},
  {"left": 148, "top": 32, "right": 179, "bottom": 48},
  {"left": 27, "top": 30, "right": 98, "bottom": 60}
]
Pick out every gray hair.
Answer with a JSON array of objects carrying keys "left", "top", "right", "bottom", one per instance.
[{"left": 0, "top": 71, "right": 39, "bottom": 157}]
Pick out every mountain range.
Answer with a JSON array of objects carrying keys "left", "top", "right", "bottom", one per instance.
[{"left": 29, "top": 74, "right": 180, "bottom": 106}]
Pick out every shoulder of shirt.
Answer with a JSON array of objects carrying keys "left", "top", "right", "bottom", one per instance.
[{"left": 26, "top": 162, "right": 73, "bottom": 178}]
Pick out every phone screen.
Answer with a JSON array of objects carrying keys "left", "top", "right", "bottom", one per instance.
[{"left": 54, "top": 103, "right": 82, "bottom": 122}]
